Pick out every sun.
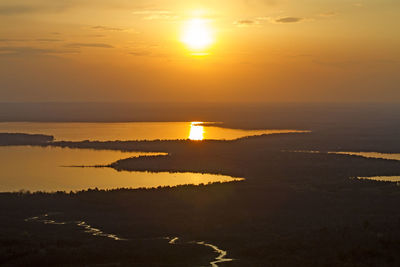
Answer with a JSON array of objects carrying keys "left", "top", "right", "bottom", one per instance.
[
  {"left": 188, "top": 122, "right": 204, "bottom": 140},
  {"left": 181, "top": 18, "right": 214, "bottom": 51}
]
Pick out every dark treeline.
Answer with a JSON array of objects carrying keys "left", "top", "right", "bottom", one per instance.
[
  {"left": 49, "top": 129, "right": 400, "bottom": 155},
  {"left": 0, "top": 133, "right": 54, "bottom": 146}
]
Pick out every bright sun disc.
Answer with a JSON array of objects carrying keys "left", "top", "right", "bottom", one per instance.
[
  {"left": 181, "top": 18, "right": 213, "bottom": 51},
  {"left": 188, "top": 122, "right": 204, "bottom": 140}
]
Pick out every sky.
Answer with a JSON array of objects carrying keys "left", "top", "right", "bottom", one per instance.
[{"left": 0, "top": 0, "right": 399, "bottom": 103}]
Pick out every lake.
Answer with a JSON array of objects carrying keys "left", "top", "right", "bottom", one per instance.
[
  {"left": 0, "top": 122, "right": 305, "bottom": 192},
  {"left": 0, "top": 122, "right": 306, "bottom": 141},
  {"left": 0, "top": 146, "right": 243, "bottom": 192}
]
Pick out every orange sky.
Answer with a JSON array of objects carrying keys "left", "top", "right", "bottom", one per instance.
[{"left": 0, "top": 0, "right": 399, "bottom": 102}]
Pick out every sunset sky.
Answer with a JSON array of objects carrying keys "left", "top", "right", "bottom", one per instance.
[{"left": 0, "top": 0, "right": 399, "bottom": 102}]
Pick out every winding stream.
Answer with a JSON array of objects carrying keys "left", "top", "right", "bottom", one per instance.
[
  {"left": 165, "top": 237, "right": 233, "bottom": 267},
  {"left": 25, "top": 214, "right": 127, "bottom": 241},
  {"left": 26, "top": 214, "right": 234, "bottom": 267}
]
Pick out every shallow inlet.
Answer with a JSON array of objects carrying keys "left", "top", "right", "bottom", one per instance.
[
  {"left": 0, "top": 121, "right": 307, "bottom": 141},
  {"left": 331, "top": 152, "right": 400, "bottom": 182},
  {"left": 292, "top": 150, "right": 400, "bottom": 183},
  {"left": 330, "top": 151, "right": 400, "bottom": 161},
  {"left": 358, "top": 176, "right": 400, "bottom": 182},
  {"left": 0, "top": 146, "right": 243, "bottom": 192}
]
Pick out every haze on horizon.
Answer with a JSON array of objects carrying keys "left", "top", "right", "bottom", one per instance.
[{"left": 0, "top": 0, "right": 399, "bottom": 103}]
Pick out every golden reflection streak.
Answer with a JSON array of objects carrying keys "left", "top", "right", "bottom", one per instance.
[{"left": 188, "top": 122, "right": 204, "bottom": 140}]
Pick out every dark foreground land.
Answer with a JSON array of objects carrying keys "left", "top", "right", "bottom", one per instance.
[{"left": 1, "top": 106, "right": 400, "bottom": 266}]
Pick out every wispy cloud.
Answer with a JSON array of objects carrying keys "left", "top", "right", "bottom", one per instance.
[
  {"left": 132, "top": 9, "right": 178, "bottom": 20},
  {"left": 132, "top": 10, "right": 171, "bottom": 15},
  {"left": 0, "top": 5, "right": 37, "bottom": 15},
  {"left": 0, "top": 38, "right": 63, "bottom": 43},
  {"left": 234, "top": 19, "right": 260, "bottom": 27},
  {"left": 0, "top": 46, "right": 77, "bottom": 56},
  {"left": 234, "top": 15, "right": 308, "bottom": 27},
  {"left": 91, "top": 25, "right": 124, "bottom": 31},
  {"left": 0, "top": 38, "right": 28, "bottom": 42},
  {"left": 128, "top": 50, "right": 167, "bottom": 58},
  {"left": 0, "top": 4, "right": 69, "bottom": 16},
  {"left": 65, "top": 43, "right": 114, "bottom": 48},
  {"left": 36, "top": 38, "right": 63, "bottom": 42},
  {"left": 319, "top": 11, "right": 336, "bottom": 17},
  {"left": 312, "top": 59, "right": 399, "bottom": 68},
  {"left": 274, "top": 17, "right": 304, "bottom": 23},
  {"left": 145, "top": 14, "right": 179, "bottom": 20},
  {"left": 129, "top": 51, "right": 152, "bottom": 56}
]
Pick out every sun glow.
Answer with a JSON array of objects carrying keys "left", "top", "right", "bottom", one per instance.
[
  {"left": 188, "top": 122, "right": 204, "bottom": 140},
  {"left": 181, "top": 18, "right": 214, "bottom": 51}
]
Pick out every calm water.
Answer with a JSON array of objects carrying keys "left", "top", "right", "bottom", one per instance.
[
  {"left": 332, "top": 152, "right": 400, "bottom": 182},
  {"left": 293, "top": 151, "right": 400, "bottom": 182},
  {"left": 358, "top": 176, "right": 400, "bottom": 182},
  {"left": 0, "top": 146, "right": 242, "bottom": 192},
  {"left": 331, "top": 152, "right": 400, "bottom": 161},
  {"left": 0, "top": 122, "right": 306, "bottom": 141}
]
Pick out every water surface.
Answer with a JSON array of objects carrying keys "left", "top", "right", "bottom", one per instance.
[
  {"left": 0, "top": 146, "right": 242, "bottom": 192},
  {"left": 358, "top": 176, "right": 400, "bottom": 182},
  {"left": 330, "top": 152, "right": 400, "bottom": 182},
  {"left": 331, "top": 152, "right": 400, "bottom": 161},
  {"left": 0, "top": 122, "right": 306, "bottom": 141},
  {"left": 291, "top": 151, "right": 400, "bottom": 183}
]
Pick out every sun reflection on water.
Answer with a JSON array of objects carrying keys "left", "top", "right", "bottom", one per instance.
[{"left": 188, "top": 122, "right": 204, "bottom": 140}]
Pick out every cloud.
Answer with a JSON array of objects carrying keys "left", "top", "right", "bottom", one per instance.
[
  {"left": 313, "top": 60, "right": 359, "bottom": 68},
  {"left": 0, "top": 4, "right": 68, "bottom": 15},
  {"left": 91, "top": 25, "right": 124, "bottom": 31},
  {"left": 0, "top": 38, "right": 62, "bottom": 43},
  {"left": 0, "top": 5, "right": 38, "bottom": 15},
  {"left": 274, "top": 17, "right": 304, "bottom": 23},
  {"left": 0, "top": 39, "right": 28, "bottom": 42},
  {"left": 312, "top": 59, "right": 399, "bottom": 68},
  {"left": 132, "top": 9, "right": 178, "bottom": 20},
  {"left": 129, "top": 50, "right": 167, "bottom": 58},
  {"left": 234, "top": 16, "right": 309, "bottom": 27},
  {"left": 0, "top": 46, "right": 77, "bottom": 56},
  {"left": 129, "top": 51, "right": 152, "bottom": 56},
  {"left": 319, "top": 11, "right": 336, "bottom": 17},
  {"left": 36, "top": 38, "right": 63, "bottom": 42},
  {"left": 144, "top": 14, "right": 178, "bottom": 20},
  {"left": 0, "top": 1, "right": 138, "bottom": 16},
  {"left": 132, "top": 10, "right": 171, "bottom": 15},
  {"left": 65, "top": 43, "right": 114, "bottom": 48},
  {"left": 234, "top": 20, "right": 259, "bottom": 27},
  {"left": 88, "top": 34, "right": 106, "bottom": 38}
]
